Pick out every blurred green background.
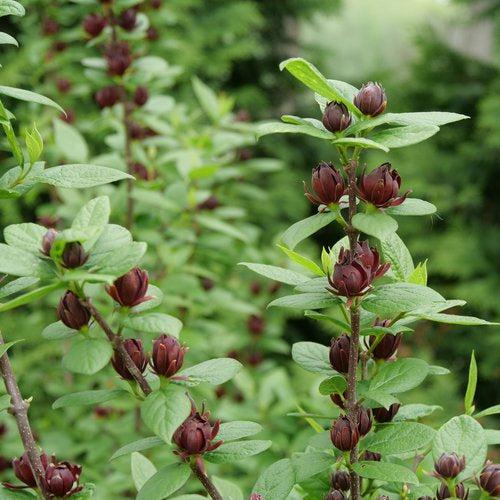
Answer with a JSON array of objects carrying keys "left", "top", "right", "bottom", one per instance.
[{"left": 0, "top": 0, "right": 498, "bottom": 495}]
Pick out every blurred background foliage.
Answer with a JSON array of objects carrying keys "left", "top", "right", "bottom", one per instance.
[{"left": 0, "top": 0, "right": 498, "bottom": 496}]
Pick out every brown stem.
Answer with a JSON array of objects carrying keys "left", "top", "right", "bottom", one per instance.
[
  {"left": 344, "top": 158, "right": 361, "bottom": 500},
  {"left": 189, "top": 459, "right": 223, "bottom": 500},
  {"left": 81, "top": 299, "right": 152, "bottom": 396},
  {"left": 0, "top": 332, "right": 49, "bottom": 498}
]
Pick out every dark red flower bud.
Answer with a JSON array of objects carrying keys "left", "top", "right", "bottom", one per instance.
[
  {"left": 247, "top": 315, "right": 265, "bottom": 336},
  {"left": 331, "top": 470, "right": 350, "bottom": 491},
  {"left": 146, "top": 26, "right": 159, "bottom": 41},
  {"left": 249, "top": 495, "right": 263, "bottom": 500},
  {"left": 200, "top": 277, "right": 215, "bottom": 291},
  {"left": 357, "top": 163, "right": 410, "bottom": 209},
  {"left": 480, "top": 462, "right": 500, "bottom": 496},
  {"left": 150, "top": 0, "right": 162, "bottom": 9},
  {"left": 357, "top": 407, "right": 373, "bottom": 436},
  {"left": 329, "top": 335, "right": 351, "bottom": 374},
  {"left": 325, "top": 491, "right": 346, "bottom": 500},
  {"left": 118, "top": 9, "right": 137, "bottom": 31},
  {"left": 330, "top": 416, "right": 359, "bottom": 452},
  {"left": 354, "top": 82, "right": 387, "bottom": 117},
  {"left": 151, "top": 334, "right": 187, "bottom": 377},
  {"left": 12, "top": 452, "right": 53, "bottom": 488},
  {"left": 197, "top": 195, "right": 220, "bottom": 211},
  {"left": 330, "top": 390, "right": 347, "bottom": 409},
  {"left": 61, "top": 242, "right": 88, "bottom": 269},
  {"left": 370, "top": 330, "right": 402, "bottom": 360},
  {"left": 107, "top": 267, "right": 150, "bottom": 307},
  {"left": 56, "top": 78, "right": 71, "bottom": 94},
  {"left": 41, "top": 228, "right": 58, "bottom": 256},
  {"left": 434, "top": 452, "right": 466, "bottom": 479},
  {"left": 95, "top": 85, "right": 122, "bottom": 108},
  {"left": 57, "top": 291, "right": 91, "bottom": 330},
  {"left": 437, "top": 482, "right": 468, "bottom": 499},
  {"left": 0, "top": 423, "right": 6, "bottom": 438},
  {"left": 328, "top": 242, "right": 389, "bottom": 297},
  {"left": 235, "top": 109, "right": 251, "bottom": 122},
  {"left": 304, "top": 162, "right": 345, "bottom": 207},
  {"left": 134, "top": 86, "right": 149, "bottom": 106},
  {"left": 59, "top": 109, "right": 75, "bottom": 124},
  {"left": 111, "top": 338, "right": 148, "bottom": 380},
  {"left": 248, "top": 351, "right": 264, "bottom": 366},
  {"left": 361, "top": 450, "right": 381, "bottom": 461},
  {"left": 38, "top": 215, "right": 59, "bottom": 229},
  {"left": 373, "top": 403, "right": 400, "bottom": 423},
  {"left": 250, "top": 282, "right": 262, "bottom": 295},
  {"left": 42, "top": 18, "right": 59, "bottom": 36},
  {"left": 0, "top": 456, "right": 9, "bottom": 473},
  {"left": 83, "top": 13, "right": 107, "bottom": 38},
  {"left": 94, "top": 406, "right": 113, "bottom": 419},
  {"left": 52, "top": 41, "right": 67, "bottom": 53},
  {"left": 173, "top": 402, "right": 223, "bottom": 457},
  {"left": 132, "top": 162, "right": 156, "bottom": 181},
  {"left": 237, "top": 148, "right": 253, "bottom": 161},
  {"left": 105, "top": 42, "right": 132, "bottom": 76},
  {"left": 43, "top": 461, "right": 82, "bottom": 498},
  {"left": 269, "top": 282, "right": 281, "bottom": 295},
  {"left": 322, "top": 102, "right": 351, "bottom": 132}
]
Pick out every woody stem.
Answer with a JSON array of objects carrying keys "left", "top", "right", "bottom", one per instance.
[{"left": 189, "top": 459, "right": 223, "bottom": 500}]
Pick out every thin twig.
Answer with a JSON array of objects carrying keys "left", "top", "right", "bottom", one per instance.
[
  {"left": 189, "top": 459, "right": 223, "bottom": 500},
  {"left": 81, "top": 298, "right": 152, "bottom": 396},
  {"left": 0, "top": 332, "right": 49, "bottom": 498}
]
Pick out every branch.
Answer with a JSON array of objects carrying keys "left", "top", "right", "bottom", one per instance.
[
  {"left": 81, "top": 298, "right": 152, "bottom": 396},
  {"left": 189, "top": 459, "right": 223, "bottom": 500},
  {"left": 0, "top": 332, "right": 49, "bottom": 498}
]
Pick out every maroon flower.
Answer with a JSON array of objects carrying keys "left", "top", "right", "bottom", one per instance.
[
  {"left": 61, "top": 242, "right": 88, "bottom": 269},
  {"left": 118, "top": 9, "right": 137, "bottom": 31},
  {"left": 150, "top": 0, "right": 162, "bottom": 8},
  {"left": 354, "top": 82, "right": 387, "bottom": 117},
  {"left": 330, "top": 416, "right": 359, "bottom": 452},
  {"left": 146, "top": 26, "right": 159, "bottom": 41},
  {"left": 357, "top": 407, "right": 373, "bottom": 436},
  {"left": 479, "top": 462, "right": 500, "bottom": 496},
  {"left": 331, "top": 470, "right": 350, "bottom": 491},
  {"left": 329, "top": 335, "right": 351, "bottom": 374},
  {"left": 41, "top": 228, "right": 58, "bottom": 256},
  {"left": 304, "top": 162, "right": 345, "bottom": 207},
  {"left": 151, "top": 334, "right": 187, "bottom": 377},
  {"left": 247, "top": 315, "right": 265, "bottom": 336},
  {"left": 105, "top": 41, "right": 132, "bottom": 76},
  {"left": 134, "top": 86, "right": 149, "bottom": 106},
  {"left": 43, "top": 461, "right": 82, "bottom": 498},
  {"left": 357, "top": 163, "right": 410, "bottom": 208},
  {"left": 56, "top": 79, "right": 71, "bottom": 94},
  {"left": 369, "top": 319, "right": 402, "bottom": 360},
  {"left": 249, "top": 495, "right": 263, "bottom": 500},
  {"left": 197, "top": 195, "right": 220, "bottom": 211},
  {"left": 434, "top": 453, "right": 465, "bottom": 479},
  {"left": 322, "top": 102, "right": 351, "bottom": 132},
  {"left": 106, "top": 267, "right": 150, "bottom": 307},
  {"left": 330, "top": 390, "right": 347, "bottom": 409},
  {"left": 361, "top": 450, "right": 381, "bottom": 461},
  {"left": 111, "top": 339, "right": 148, "bottom": 380},
  {"left": 132, "top": 162, "right": 156, "bottom": 181},
  {"left": 83, "top": 13, "right": 107, "bottom": 38},
  {"left": 42, "top": 18, "right": 59, "bottom": 36},
  {"left": 57, "top": 291, "right": 91, "bottom": 331},
  {"left": 325, "top": 491, "right": 346, "bottom": 500},
  {"left": 95, "top": 86, "right": 122, "bottom": 108},
  {"left": 328, "top": 242, "right": 389, "bottom": 297},
  {"left": 10, "top": 453, "right": 53, "bottom": 488},
  {"left": 173, "top": 401, "right": 223, "bottom": 458},
  {"left": 372, "top": 403, "right": 400, "bottom": 423},
  {"left": 437, "top": 482, "right": 469, "bottom": 499}
]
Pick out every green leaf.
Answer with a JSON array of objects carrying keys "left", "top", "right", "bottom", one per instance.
[
  {"left": 0, "top": 340, "right": 20, "bottom": 358},
  {"left": 53, "top": 119, "right": 88, "bottom": 162},
  {"left": 4, "top": 223, "right": 46, "bottom": 254},
  {"left": 362, "top": 390, "right": 400, "bottom": 409},
  {"left": 352, "top": 461, "right": 419, "bottom": 485},
  {"left": 409, "top": 311, "right": 498, "bottom": 326},
  {"left": 252, "top": 459, "right": 295, "bottom": 500},
  {"left": 217, "top": 421, "right": 262, "bottom": 442},
  {"left": 277, "top": 244, "right": 324, "bottom": 276},
  {"left": 394, "top": 404, "right": 442, "bottom": 421},
  {"left": 110, "top": 437, "right": 165, "bottom": 461},
  {"left": 370, "top": 124, "right": 439, "bottom": 148},
  {"left": 0, "top": 277, "right": 39, "bottom": 299},
  {"left": 474, "top": 404, "right": 500, "bottom": 419},
  {"left": 90, "top": 224, "right": 132, "bottom": 257},
  {"left": 238, "top": 263, "right": 309, "bottom": 286},
  {"left": 363, "top": 283, "right": 445, "bottom": 317},
  {"left": 137, "top": 462, "right": 190, "bottom": 500},
  {"left": 352, "top": 211, "right": 398, "bottom": 239},
  {"left": 380, "top": 233, "right": 414, "bottom": 281},
  {"left": 292, "top": 342, "right": 332, "bottom": 374},
  {"left": 291, "top": 451, "right": 334, "bottom": 482},
  {"left": 0, "top": 1, "right": 25, "bottom": 17},
  {"left": 432, "top": 415, "right": 487, "bottom": 480},
  {"left": 192, "top": 77, "right": 220, "bottom": 121},
  {"left": 385, "top": 198, "right": 437, "bottom": 216},
  {"left": 485, "top": 429, "right": 500, "bottom": 445},
  {"left": 123, "top": 313, "right": 182, "bottom": 337},
  {"left": 176, "top": 358, "right": 242, "bottom": 386},
  {"left": 0, "top": 85, "right": 62, "bottom": 112},
  {"left": 197, "top": 214, "right": 249, "bottom": 242},
  {"left": 0, "top": 282, "right": 63, "bottom": 313},
  {"left": 72, "top": 196, "right": 110, "bottom": 231},
  {"left": 0, "top": 485, "right": 38, "bottom": 498},
  {"left": 363, "top": 422, "right": 435, "bottom": 455},
  {"left": 25, "top": 124, "right": 43, "bottom": 164},
  {"left": 464, "top": 351, "right": 477, "bottom": 415},
  {"left": 256, "top": 120, "right": 333, "bottom": 140},
  {"left": 408, "top": 261, "right": 428, "bottom": 286},
  {"left": 331, "top": 137, "right": 389, "bottom": 152},
  {"left": 52, "top": 389, "right": 126, "bottom": 409},
  {"left": 0, "top": 243, "right": 42, "bottom": 277},
  {"left": 141, "top": 385, "right": 191, "bottom": 443},
  {"left": 131, "top": 452, "right": 157, "bottom": 491},
  {"left": 0, "top": 394, "right": 11, "bottom": 412},
  {"left": 315, "top": 79, "right": 359, "bottom": 111},
  {"left": 93, "top": 242, "right": 147, "bottom": 276},
  {"left": 318, "top": 375, "right": 347, "bottom": 396},
  {"left": 132, "top": 285, "right": 163, "bottom": 313},
  {"left": 369, "top": 358, "right": 429, "bottom": 394},
  {"left": 281, "top": 212, "right": 338, "bottom": 250},
  {"left": 62, "top": 337, "right": 113, "bottom": 375},
  {"left": 205, "top": 440, "right": 271, "bottom": 463},
  {"left": 36, "top": 164, "right": 132, "bottom": 188},
  {"left": 0, "top": 32, "right": 18, "bottom": 46},
  {"left": 279, "top": 58, "right": 359, "bottom": 114},
  {"left": 268, "top": 292, "right": 337, "bottom": 310},
  {"left": 212, "top": 477, "right": 243, "bottom": 500}
]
